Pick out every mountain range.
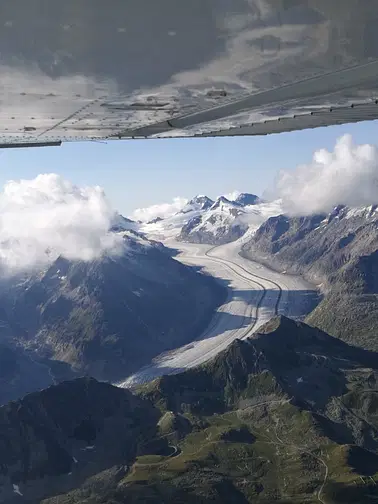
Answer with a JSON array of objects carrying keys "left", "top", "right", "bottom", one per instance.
[
  {"left": 2, "top": 316, "right": 377, "bottom": 503},
  {"left": 141, "top": 193, "right": 280, "bottom": 245},
  {"left": 0, "top": 229, "right": 224, "bottom": 403},
  {"left": 3, "top": 195, "right": 378, "bottom": 403},
  {"left": 137, "top": 195, "right": 378, "bottom": 359},
  {"left": 2, "top": 188, "right": 378, "bottom": 502},
  {"left": 0, "top": 190, "right": 278, "bottom": 406},
  {"left": 241, "top": 204, "right": 378, "bottom": 352}
]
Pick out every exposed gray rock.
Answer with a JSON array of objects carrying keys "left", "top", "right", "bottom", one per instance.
[
  {"left": 242, "top": 205, "right": 378, "bottom": 350},
  {"left": 0, "top": 377, "right": 161, "bottom": 503},
  {"left": 0, "top": 234, "right": 225, "bottom": 391}
]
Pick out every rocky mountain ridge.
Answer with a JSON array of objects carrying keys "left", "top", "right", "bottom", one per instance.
[
  {"left": 0, "top": 231, "right": 225, "bottom": 402},
  {"left": 1, "top": 316, "right": 377, "bottom": 503},
  {"left": 139, "top": 192, "right": 280, "bottom": 244},
  {"left": 0, "top": 377, "right": 161, "bottom": 503},
  {"left": 177, "top": 193, "right": 267, "bottom": 245},
  {"left": 242, "top": 204, "right": 378, "bottom": 351}
]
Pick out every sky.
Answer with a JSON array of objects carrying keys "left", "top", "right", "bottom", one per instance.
[{"left": 1, "top": 120, "right": 378, "bottom": 217}]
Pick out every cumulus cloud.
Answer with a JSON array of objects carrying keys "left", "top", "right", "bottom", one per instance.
[
  {"left": 131, "top": 197, "right": 188, "bottom": 222},
  {"left": 273, "top": 134, "right": 378, "bottom": 216},
  {"left": 0, "top": 173, "right": 123, "bottom": 274}
]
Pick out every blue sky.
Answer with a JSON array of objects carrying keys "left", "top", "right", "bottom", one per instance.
[{"left": 1, "top": 120, "right": 378, "bottom": 217}]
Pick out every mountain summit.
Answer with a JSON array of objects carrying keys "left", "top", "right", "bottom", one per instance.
[
  {"left": 179, "top": 195, "right": 214, "bottom": 214},
  {"left": 234, "top": 193, "right": 261, "bottom": 206},
  {"left": 210, "top": 196, "right": 243, "bottom": 212}
]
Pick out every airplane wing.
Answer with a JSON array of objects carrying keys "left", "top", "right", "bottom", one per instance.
[{"left": 1, "top": 0, "right": 378, "bottom": 147}]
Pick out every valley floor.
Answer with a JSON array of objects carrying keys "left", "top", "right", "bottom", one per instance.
[{"left": 120, "top": 241, "right": 318, "bottom": 387}]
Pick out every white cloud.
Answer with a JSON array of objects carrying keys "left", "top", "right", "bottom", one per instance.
[
  {"left": 233, "top": 200, "right": 283, "bottom": 244},
  {"left": 220, "top": 190, "right": 240, "bottom": 202},
  {"left": 273, "top": 134, "right": 378, "bottom": 216},
  {"left": 131, "top": 197, "right": 188, "bottom": 222},
  {"left": 0, "top": 173, "right": 123, "bottom": 274}
]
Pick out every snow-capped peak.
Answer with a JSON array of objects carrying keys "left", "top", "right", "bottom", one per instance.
[
  {"left": 210, "top": 196, "right": 243, "bottom": 212},
  {"left": 110, "top": 213, "right": 137, "bottom": 232},
  {"left": 234, "top": 193, "right": 261, "bottom": 207},
  {"left": 135, "top": 191, "right": 282, "bottom": 246},
  {"left": 179, "top": 195, "right": 214, "bottom": 214}
]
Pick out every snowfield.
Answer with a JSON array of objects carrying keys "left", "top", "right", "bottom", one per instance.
[
  {"left": 119, "top": 240, "right": 317, "bottom": 388},
  {"left": 138, "top": 196, "right": 283, "bottom": 244}
]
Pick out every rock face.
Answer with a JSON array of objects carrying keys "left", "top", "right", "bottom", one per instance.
[
  {"left": 243, "top": 205, "right": 378, "bottom": 287},
  {"left": 0, "top": 232, "right": 225, "bottom": 391},
  {"left": 242, "top": 205, "right": 378, "bottom": 351},
  {"left": 0, "top": 377, "right": 161, "bottom": 503}
]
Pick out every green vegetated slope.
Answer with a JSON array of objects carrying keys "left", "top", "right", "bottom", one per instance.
[{"left": 39, "top": 317, "right": 378, "bottom": 504}]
